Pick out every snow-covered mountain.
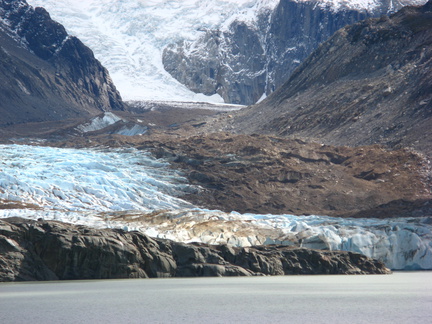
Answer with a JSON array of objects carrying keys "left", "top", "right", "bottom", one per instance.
[
  {"left": 26, "top": 0, "right": 277, "bottom": 102},
  {"left": 26, "top": 0, "right": 426, "bottom": 104}
]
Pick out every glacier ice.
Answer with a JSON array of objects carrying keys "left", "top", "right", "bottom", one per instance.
[
  {"left": 0, "top": 145, "right": 196, "bottom": 212},
  {"left": 75, "top": 112, "right": 148, "bottom": 136},
  {"left": 0, "top": 144, "right": 431, "bottom": 270},
  {"left": 131, "top": 210, "right": 432, "bottom": 270},
  {"left": 26, "top": 0, "right": 279, "bottom": 102},
  {"left": 76, "top": 112, "right": 124, "bottom": 133}
]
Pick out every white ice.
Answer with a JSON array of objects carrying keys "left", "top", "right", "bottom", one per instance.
[
  {"left": 0, "top": 144, "right": 196, "bottom": 212},
  {"left": 76, "top": 112, "right": 124, "bottom": 133}
]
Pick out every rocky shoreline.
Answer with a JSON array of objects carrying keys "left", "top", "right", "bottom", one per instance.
[{"left": 0, "top": 218, "right": 391, "bottom": 281}]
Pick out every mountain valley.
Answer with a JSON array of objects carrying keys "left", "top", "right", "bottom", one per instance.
[
  {"left": 0, "top": 0, "right": 431, "bottom": 279},
  {"left": 27, "top": 0, "right": 428, "bottom": 105}
]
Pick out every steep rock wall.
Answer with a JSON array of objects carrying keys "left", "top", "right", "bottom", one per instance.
[
  {"left": 227, "top": 0, "right": 432, "bottom": 155},
  {"left": 0, "top": 0, "right": 125, "bottom": 126}
]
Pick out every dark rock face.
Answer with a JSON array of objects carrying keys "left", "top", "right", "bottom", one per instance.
[
  {"left": 0, "top": 218, "right": 390, "bottom": 281},
  {"left": 264, "top": 1, "right": 369, "bottom": 99},
  {"left": 224, "top": 1, "right": 432, "bottom": 156},
  {"left": 0, "top": 0, "right": 125, "bottom": 126},
  {"left": 162, "top": 0, "right": 416, "bottom": 105}
]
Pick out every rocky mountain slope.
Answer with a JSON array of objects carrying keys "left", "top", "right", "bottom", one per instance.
[
  {"left": 218, "top": 0, "right": 432, "bottom": 155},
  {"left": 0, "top": 0, "right": 125, "bottom": 128},
  {"left": 163, "top": 0, "right": 427, "bottom": 104},
  {"left": 88, "top": 132, "right": 430, "bottom": 218},
  {"left": 0, "top": 218, "right": 390, "bottom": 281}
]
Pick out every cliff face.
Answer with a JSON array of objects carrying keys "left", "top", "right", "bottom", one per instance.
[
  {"left": 224, "top": 1, "right": 432, "bottom": 156},
  {"left": 162, "top": 0, "right": 419, "bottom": 105},
  {"left": 0, "top": 218, "right": 390, "bottom": 281},
  {"left": 0, "top": 0, "right": 125, "bottom": 126},
  {"left": 264, "top": 1, "right": 368, "bottom": 98}
]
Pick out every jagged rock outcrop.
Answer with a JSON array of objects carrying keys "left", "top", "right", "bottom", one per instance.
[
  {"left": 0, "top": 0, "right": 125, "bottom": 126},
  {"left": 219, "top": 1, "right": 432, "bottom": 156},
  {"left": 0, "top": 218, "right": 390, "bottom": 281},
  {"left": 163, "top": 16, "right": 271, "bottom": 105},
  {"left": 163, "top": 0, "right": 423, "bottom": 105}
]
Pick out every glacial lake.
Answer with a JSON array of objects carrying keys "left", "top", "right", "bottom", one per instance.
[{"left": 0, "top": 272, "right": 430, "bottom": 323}]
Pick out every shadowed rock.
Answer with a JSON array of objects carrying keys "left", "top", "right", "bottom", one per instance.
[
  {"left": 0, "top": 0, "right": 125, "bottom": 128},
  {"left": 0, "top": 218, "right": 390, "bottom": 281}
]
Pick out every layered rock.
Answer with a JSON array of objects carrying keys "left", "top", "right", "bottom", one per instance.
[
  {"left": 0, "top": 0, "right": 125, "bottom": 126},
  {"left": 162, "top": 0, "right": 424, "bottom": 104},
  {"left": 0, "top": 218, "right": 390, "bottom": 281}
]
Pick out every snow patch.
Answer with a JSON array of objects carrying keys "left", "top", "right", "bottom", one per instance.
[
  {"left": 116, "top": 124, "right": 148, "bottom": 136},
  {"left": 16, "top": 80, "right": 30, "bottom": 95}
]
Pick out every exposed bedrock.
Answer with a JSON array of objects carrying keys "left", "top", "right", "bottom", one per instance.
[
  {"left": 0, "top": 0, "right": 125, "bottom": 126},
  {"left": 225, "top": 1, "right": 432, "bottom": 155},
  {"left": 163, "top": 0, "right": 390, "bottom": 104},
  {"left": 0, "top": 218, "right": 390, "bottom": 281}
]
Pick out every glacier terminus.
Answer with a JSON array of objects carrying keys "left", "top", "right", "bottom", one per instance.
[{"left": 0, "top": 144, "right": 430, "bottom": 270}]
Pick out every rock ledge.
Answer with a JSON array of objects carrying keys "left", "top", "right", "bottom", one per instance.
[{"left": 0, "top": 218, "right": 391, "bottom": 281}]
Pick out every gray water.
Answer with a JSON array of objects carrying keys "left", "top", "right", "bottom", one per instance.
[{"left": 1, "top": 272, "right": 431, "bottom": 323}]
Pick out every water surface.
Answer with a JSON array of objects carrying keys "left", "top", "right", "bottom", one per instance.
[{"left": 1, "top": 272, "right": 430, "bottom": 323}]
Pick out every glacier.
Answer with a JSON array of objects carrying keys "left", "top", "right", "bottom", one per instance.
[
  {"left": 0, "top": 144, "right": 431, "bottom": 270},
  {"left": 0, "top": 145, "right": 196, "bottom": 212},
  {"left": 26, "top": 0, "right": 279, "bottom": 102}
]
